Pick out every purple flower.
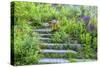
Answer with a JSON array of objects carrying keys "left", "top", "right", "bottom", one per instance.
[
  {"left": 82, "top": 16, "right": 90, "bottom": 25},
  {"left": 82, "top": 16, "right": 90, "bottom": 21}
]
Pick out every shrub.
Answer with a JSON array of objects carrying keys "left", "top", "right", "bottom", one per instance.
[
  {"left": 80, "top": 33, "right": 97, "bottom": 59},
  {"left": 13, "top": 23, "right": 41, "bottom": 65},
  {"left": 66, "top": 52, "right": 78, "bottom": 59},
  {"left": 51, "top": 31, "right": 69, "bottom": 43}
]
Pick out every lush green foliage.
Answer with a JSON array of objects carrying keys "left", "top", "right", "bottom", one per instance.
[
  {"left": 51, "top": 31, "right": 69, "bottom": 43},
  {"left": 13, "top": 21, "right": 41, "bottom": 65},
  {"left": 14, "top": 24, "right": 40, "bottom": 65},
  {"left": 11, "top": 1, "right": 97, "bottom": 65},
  {"left": 50, "top": 5, "right": 97, "bottom": 59},
  {"left": 11, "top": 2, "right": 42, "bottom": 65}
]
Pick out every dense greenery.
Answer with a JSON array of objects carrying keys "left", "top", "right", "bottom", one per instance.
[
  {"left": 11, "top": 1, "right": 97, "bottom": 65},
  {"left": 11, "top": 2, "right": 42, "bottom": 65},
  {"left": 50, "top": 6, "right": 97, "bottom": 59},
  {"left": 13, "top": 23, "right": 41, "bottom": 65}
]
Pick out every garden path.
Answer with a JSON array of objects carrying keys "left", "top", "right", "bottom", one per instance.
[{"left": 35, "top": 23, "right": 94, "bottom": 63}]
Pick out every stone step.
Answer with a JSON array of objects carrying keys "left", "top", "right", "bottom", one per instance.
[
  {"left": 39, "top": 58, "right": 69, "bottom": 63},
  {"left": 39, "top": 34, "right": 52, "bottom": 38},
  {"left": 40, "top": 49, "right": 77, "bottom": 54},
  {"left": 40, "top": 43, "right": 82, "bottom": 51},
  {"left": 35, "top": 28, "right": 51, "bottom": 34},
  {"left": 38, "top": 37, "right": 51, "bottom": 43},
  {"left": 39, "top": 58, "right": 96, "bottom": 63},
  {"left": 41, "top": 52, "right": 77, "bottom": 58},
  {"left": 42, "top": 43, "right": 81, "bottom": 47}
]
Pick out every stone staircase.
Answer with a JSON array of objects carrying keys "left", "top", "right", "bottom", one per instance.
[{"left": 34, "top": 23, "right": 94, "bottom": 64}]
